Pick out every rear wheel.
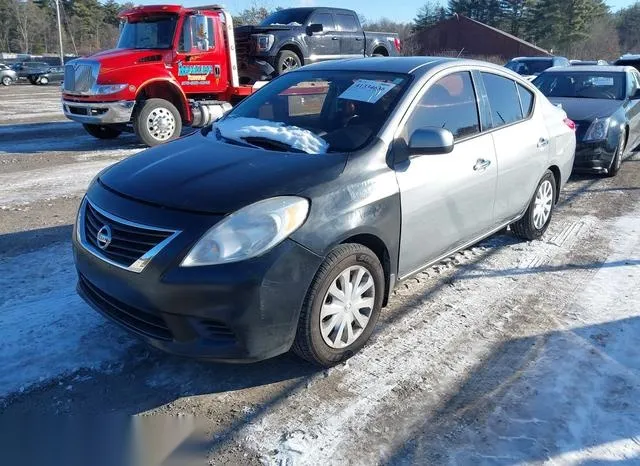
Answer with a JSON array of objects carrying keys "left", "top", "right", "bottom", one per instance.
[
  {"left": 1, "top": 76, "right": 11, "bottom": 86},
  {"left": 293, "top": 243, "right": 385, "bottom": 367},
  {"left": 607, "top": 131, "right": 626, "bottom": 178},
  {"left": 133, "top": 98, "right": 182, "bottom": 147},
  {"left": 511, "top": 170, "right": 556, "bottom": 241},
  {"left": 39, "top": 76, "right": 49, "bottom": 85},
  {"left": 82, "top": 124, "right": 122, "bottom": 140},
  {"left": 275, "top": 50, "right": 301, "bottom": 76}
]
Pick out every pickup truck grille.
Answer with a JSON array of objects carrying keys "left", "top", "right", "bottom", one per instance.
[{"left": 64, "top": 61, "right": 98, "bottom": 94}]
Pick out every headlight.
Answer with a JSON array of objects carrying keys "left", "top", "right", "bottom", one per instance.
[
  {"left": 583, "top": 117, "right": 611, "bottom": 142},
  {"left": 253, "top": 34, "right": 275, "bottom": 52},
  {"left": 93, "top": 84, "right": 127, "bottom": 95},
  {"left": 181, "top": 196, "right": 309, "bottom": 266}
]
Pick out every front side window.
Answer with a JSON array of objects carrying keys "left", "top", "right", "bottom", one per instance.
[
  {"left": 118, "top": 15, "right": 178, "bottom": 50},
  {"left": 215, "top": 70, "right": 411, "bottom": 153},
  {"left": 179, "top": 16, "right": 215, "bottom": 53},
  {"left": 336, "top": 14, "right": 359, "bottom": 32},
  {"left": 482, "top": 72, "right": 523, "bottom": 127},
  {"left": 406, "top": 71, "right": 480, "bottom": 141},
  {"left": 310, "top": 13, "right": 335, "bottom": 31},
  {"left": 533, "top": 71, "right": 625, "bottom": 100}
]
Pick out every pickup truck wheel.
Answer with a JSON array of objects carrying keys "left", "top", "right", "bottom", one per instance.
[
  {"left": 1, "top": 76, "right": 11, "bottom": 86},
  {"left": 82, "top": 124, "right": 122, "bottom": 139},
  {"left": 133, "top": 98, "right": 182, "bottom": 147},
  {"left": 276, "top": 50, "right": 301, "bottom": 75},
  {"left": 292, "top": 243, "right": 384, "bottom": 368},
  {"left": 511, "top": 170, "right": 556, "bottom": 241}
]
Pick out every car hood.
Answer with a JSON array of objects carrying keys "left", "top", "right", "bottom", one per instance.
[
  {"left": 235, "top": 24, "right": 302, "bottom": 35},
  {"left": 547, "top": 97, "right": 623, "bottom": 121},
  {"left": 99, "top": 131, "right": 347, "bottom": 214},
  {"left": 85, "top": 48, "right": 168, "bottom": 70}
]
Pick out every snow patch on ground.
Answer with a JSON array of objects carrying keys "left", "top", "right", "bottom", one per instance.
[
  {"left": 0, "top": 242, "right": 134, "bottom": 398},
  {"left": 216, "top": 117, "right": 328, "bottom": 154},
  {"left": 0, "top": 159, "right": 122, "bottom": 207}
]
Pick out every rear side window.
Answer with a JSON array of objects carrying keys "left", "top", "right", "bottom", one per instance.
[
  {"left": 406, "top": 71, "right": 480, "bottom": 141},
  {"left": 517, "top": 83, "right": 534, "bottom": 117},
  {"left": 336, "top": 14, "right": 359, "bottom": 32},
  {"left": 482, "top": 72, "right": 523, "bottom": 128},
  {"left": 310, "top": 13, "right": 335, "bottom": 31}
]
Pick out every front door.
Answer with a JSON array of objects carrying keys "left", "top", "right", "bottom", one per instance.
[
  {"left": 172, "top": 14, "right": 228, "bottom": 94},
  {"left": 334, "top": 12, "right": 365, "bottom": 58},
  {"left": 306, "top": 11, "right": 340, "bottom": 62},
  {"left": 395, "top": 71, "right": 498, "bottom": 278}
]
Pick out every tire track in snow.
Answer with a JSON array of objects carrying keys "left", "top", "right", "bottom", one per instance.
[{"left": 237, "top": 214, "right": 598, "bottom": 465}]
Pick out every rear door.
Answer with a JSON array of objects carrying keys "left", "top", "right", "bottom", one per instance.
[
  {"left": 334, "top": 12, "right": 365, "bottom": 58},
  {"left": 306, "top": 11, "right": 340, "bottom": 62},
  {"left": 480, "top": 72, "right": 550, "bottom": 223},
  {"left": 394, "top": 70, "right": 498, "bottom": 278}
]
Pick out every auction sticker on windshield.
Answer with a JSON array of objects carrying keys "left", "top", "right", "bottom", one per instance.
[{"left": 338, "top": 79, "right": 396, "bottom": 103}]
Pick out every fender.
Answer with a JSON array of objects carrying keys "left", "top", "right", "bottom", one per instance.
[
  {"left": 135, "top": 77, "right": 191, "bottom": 122},
  {"left": 273, "top": 39, "right": 308, "bottom": 63}
]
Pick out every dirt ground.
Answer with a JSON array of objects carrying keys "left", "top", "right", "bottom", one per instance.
[{"left": 1, "top": 84, "right": 639, "bottom": 465}]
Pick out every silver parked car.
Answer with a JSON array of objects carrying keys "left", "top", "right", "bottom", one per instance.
[
  {"left": 0, "top": 64, "right": 17, "bottom": 86},
  {"left": 73, "top": 57, "right": 576, "bottom": 367}
]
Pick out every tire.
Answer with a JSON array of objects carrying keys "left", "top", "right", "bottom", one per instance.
[
  {"left": 133, "top": 98, "right": 182, "bottom": 147},
  {"left": 39, "top": 76, "right": 49, "bottom": 85},
  {"left": 275, "top": 50, "right": 302, "bottom": 76},
  {"left": 28, "top": 77, "right": 37, "bottom": 85},
  {"left": 1, "top": 76, "right": 11, "bottom": 86},
  {"left": 511, "top": 170, "right": 556, "bottom": 241},
  {"left": 83, "top": 124, "right": 122, "bottom": 140},
  {"left": 607, "top": 131, "right": 626, "bottom": 178},
  {"left": 293, "top": 243, "right": 385, "bottom": 367}
]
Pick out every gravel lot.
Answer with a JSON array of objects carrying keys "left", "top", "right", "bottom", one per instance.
[{"left": 1, "top": 84, "right": 639, "bottom": 465}]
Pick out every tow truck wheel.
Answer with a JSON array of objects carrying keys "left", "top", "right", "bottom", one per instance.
[
  {"left": 82, "top": 124, "right": 122, "bottom": 140},
  {"left": 133, "top": 98, "right": 182, "bottom": 147},
  {"left": 275, "top": 50, "right": 302, "bottom": 75}
]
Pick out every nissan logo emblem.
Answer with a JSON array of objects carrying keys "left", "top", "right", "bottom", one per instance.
[{"left": 96, "top": 225, "right": 112, "bottom": 250}]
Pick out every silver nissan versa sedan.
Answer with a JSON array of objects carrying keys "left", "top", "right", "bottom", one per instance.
[{"left": 73, "top": 57, "right": 576, "bottom": 367}]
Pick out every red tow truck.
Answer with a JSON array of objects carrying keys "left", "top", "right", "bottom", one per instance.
[{"left": 61, "top": 4, "right": 262, "bottom": 146}]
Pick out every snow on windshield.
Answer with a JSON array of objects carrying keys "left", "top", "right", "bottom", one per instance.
[
  {"left": 215, "top": 117, "right": 328, "bottom": 154},
  {"left": 269, "top": 22, "right": 303, "bottom": 26}
]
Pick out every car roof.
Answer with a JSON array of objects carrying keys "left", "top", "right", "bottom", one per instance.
[
  {"left": 299, "top": 56, "right": 514, "bottom": 77},
  {"left": 543, "top": 65, "right": 630, "bottom": 73},
  {"left": 510, "top": 56, "right": 557, "bottom": 62}
]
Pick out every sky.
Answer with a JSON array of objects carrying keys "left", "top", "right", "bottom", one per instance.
[{"left": 151, "top": 0, "right": 639, "bottom": 23}]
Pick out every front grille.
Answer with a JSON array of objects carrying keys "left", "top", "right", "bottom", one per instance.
[
  {"left": 81, "top": 200, "right": 175, "bottom": 271},
  {"left": 79, "top": 274, "right": 172, "bottom": 341},
  {"left": 197, "top": 319, "right": 236, "bottom": 343},
  {"left": 63, "top": 62, "right": 97, "bottom": 93}
]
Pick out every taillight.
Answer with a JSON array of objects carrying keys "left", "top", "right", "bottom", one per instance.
[
  {"left": 394, "top": 37, "right": 402, "bottom": 53},
  {"left": 564, "top": 117, "right": 576, "bottom": 131}
]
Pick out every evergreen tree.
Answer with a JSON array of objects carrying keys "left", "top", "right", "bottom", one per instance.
[{"left": 413, "top": 1, "right": 447, "bottom": 31}]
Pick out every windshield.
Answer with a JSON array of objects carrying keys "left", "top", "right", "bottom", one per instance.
[
  {"left": 533, "top": 72, "right": 625, "bottom": 100},
  {"left": 117, "top": 15, "right": 177, "bottom": 49},
  {"left": 215, "top": 70, "right": 411, "bottom": 154},
  {"left": 506, "top": 59, "right": 553, "bottom": 75},
  {"left": 260, "top": 9, "right": 310, "bottom": 26}
]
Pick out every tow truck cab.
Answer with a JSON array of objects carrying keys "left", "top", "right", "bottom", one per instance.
[{"left": 62, "top": 4, "right": 255, "bottom": 146}]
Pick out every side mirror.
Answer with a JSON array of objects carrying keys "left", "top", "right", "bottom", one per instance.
[
  {"left": 409, "top": 128, "right": 454, "bottom": 156},
  {"left": 193, "top": 14, "right": 210, "bottom": 51},
  {"left": 307, "top": 23, "right": 323, "bottom": 35}
]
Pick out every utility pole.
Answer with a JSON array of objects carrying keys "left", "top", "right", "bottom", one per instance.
[{"left": 54, "top": 0, "right": 64, "bottom": 65}]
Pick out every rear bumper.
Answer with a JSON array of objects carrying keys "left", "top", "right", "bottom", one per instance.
[
  {"left": 573, "top": 141, "right": 616, "bottom": 174},
  {"left": 62, "top": 99, "right": 135, "bottom": 125}
]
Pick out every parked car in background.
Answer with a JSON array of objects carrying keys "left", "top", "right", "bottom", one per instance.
[
  {"left": 28, "top": 66, "right": 64, "bottom": 85},
  {"left": 614, "top": 54, "right": 640, "bottom": 72},
  {"left": 505, "top": 56, "right": 570, "bottom": 80},
  {"left": 533, "top": 65, "right": 640, "bottom": 176},
  {"left": 571, "top": 60, "right": 608, "bottom": 66},
  {"left": 0, "top": 64, "right": 17, "bottom": 86},
  {"left": 11, "top": 61, "right": 50, "bottom": 82},
  {"left": 235, "top": 7, "right": 402, "bottom": 83},
  {"left": 73, "top": 57, "right": 575, "bottom": 368}
]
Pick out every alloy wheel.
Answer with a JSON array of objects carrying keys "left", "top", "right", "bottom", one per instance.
[
  {"left": 282, "top": 57, "right": 299, "bottom": 72},
  {"left": 320, "top": 265, "right": 375, "bottom": 349},
  {"left": 146, "top": 107, "right": 176, "bottom": 142},
  {"left": 533, "top": 179, "right": 553, "bottom": 230},
  {"left": 1, "top": 76, "right": 11, "bottom": 86}
]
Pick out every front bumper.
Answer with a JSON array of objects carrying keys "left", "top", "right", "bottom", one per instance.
[
  {"left": 238, "top": 58, "right": 276, "bottom": 84},
  {"left": 573, "top": 141, "right": 616, "bottom": 174},
  {"left": 62, "top": 99, "right": 135, "bottom": 125},
  {"left": 73, "top": 187, "right": 323, "bottom": 362}
]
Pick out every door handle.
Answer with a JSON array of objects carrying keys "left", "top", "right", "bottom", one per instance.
[
  {"left": 331, "top": 36, "right": 339, "bottom": 40},
  {"left": 537, "top": 137, "right": 549, "bottom": 148},
  {"left": 473, "top": 159, "right": 491, "bottom": 171}
]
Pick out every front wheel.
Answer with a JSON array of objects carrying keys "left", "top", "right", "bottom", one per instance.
[
  {"left": 1, "top": 76, "right": 11, "bottom": 86},
  {"left": 39, "top": 76, "right": 49, "bottom": 85},
  {"left": 83, "top": 124, "right": 122, "bottom": 140},
  {"left": 133, "top": 98, "right": 182, "bottom": 147},
  {"left": 275, "top": 50, "right": 302, "bottom": 76},
  {"left": 511, "top": 170, "right": 556, "bottom": 241},
  {"left": 607, "top": 131, "right": 626, "bottom": 178},
  {"left": 293, "top": 244, "right": 385, "bottom": 367}
]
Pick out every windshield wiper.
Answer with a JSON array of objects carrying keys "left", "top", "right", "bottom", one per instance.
[{"left": 242, "top": 137, "right": 306, "bottom": 153}]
